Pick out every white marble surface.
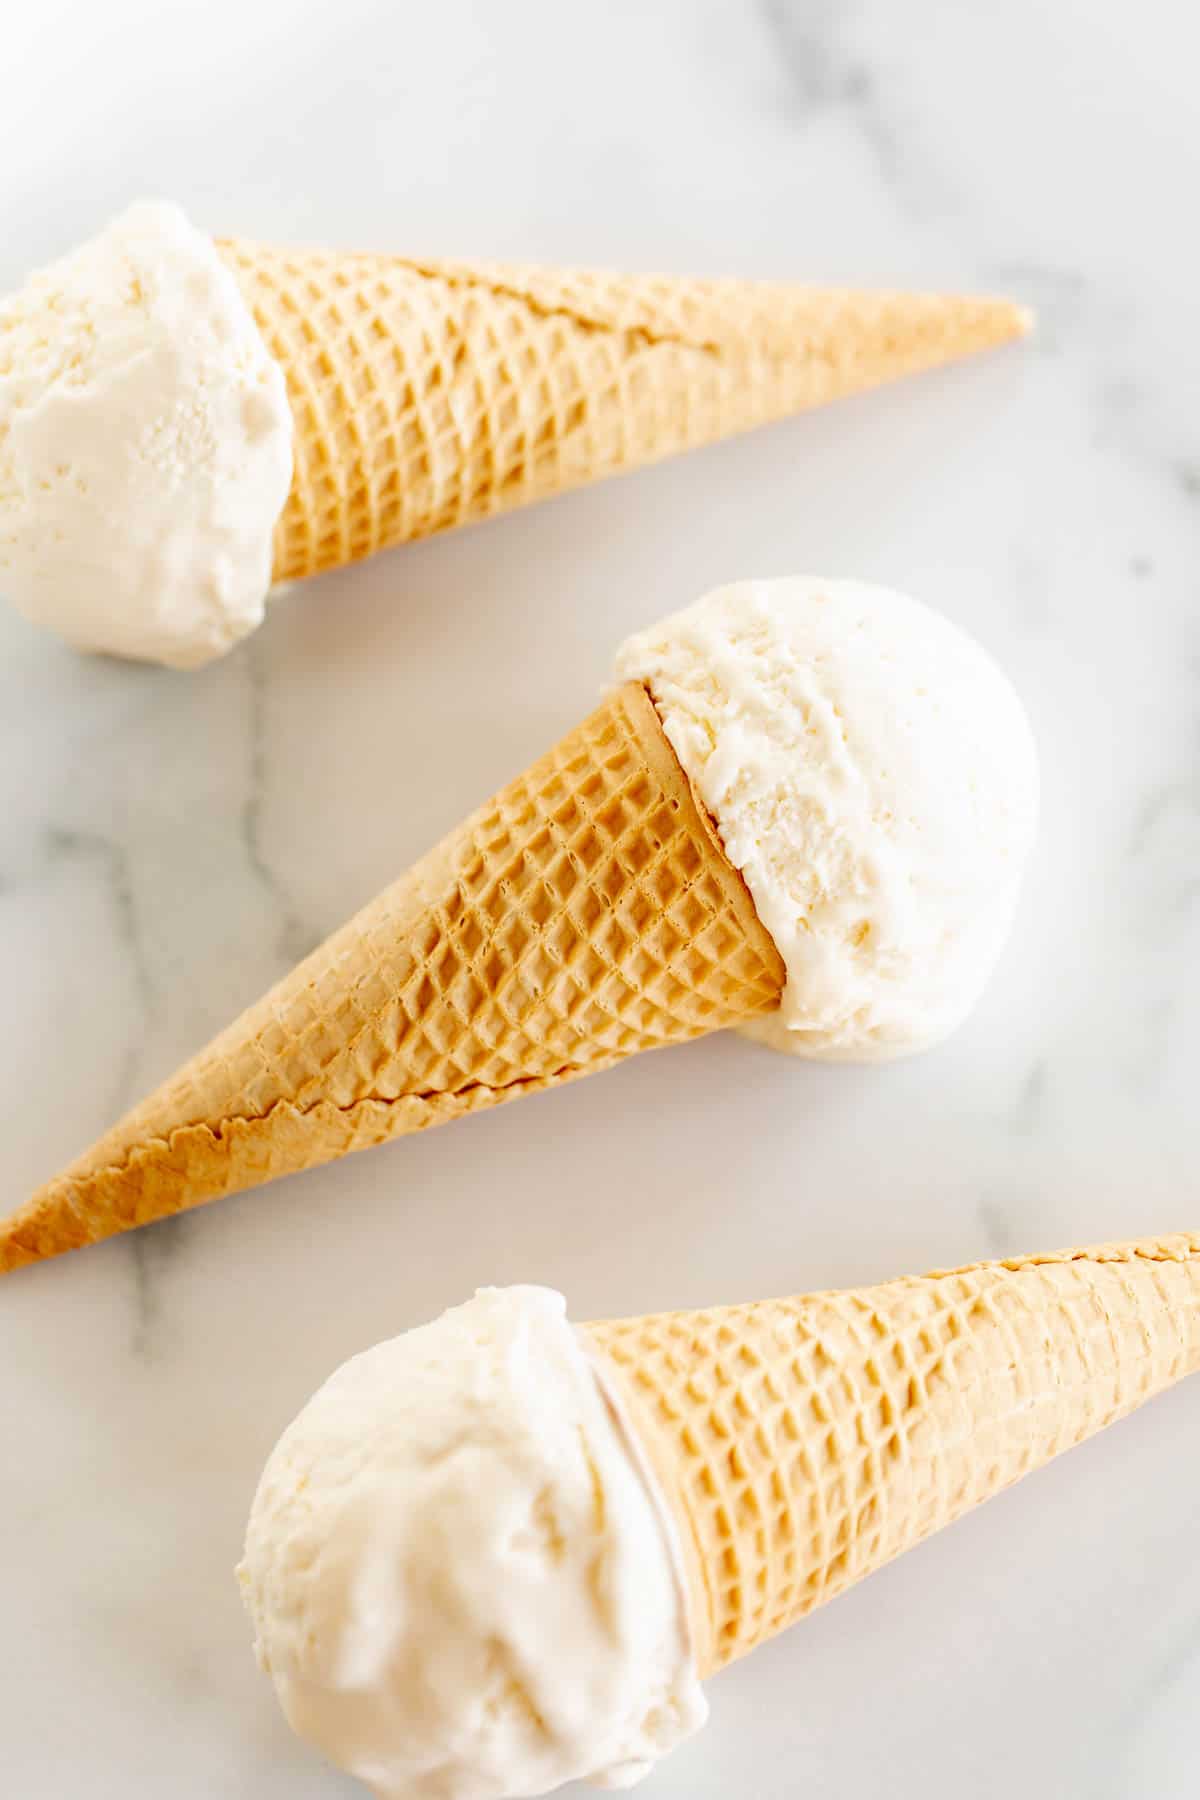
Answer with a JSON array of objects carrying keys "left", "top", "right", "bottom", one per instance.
[{"left": 2, "top": 2, "right": 1198, "bottom": 1795}]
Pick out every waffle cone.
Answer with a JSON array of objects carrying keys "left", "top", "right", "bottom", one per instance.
[
  {"left": 2, "top": 685, "right": 783, "bottom": 1273},
  {"left": 216, "top": 239, "right": 1030, "bottom": 585},
  {"left": 588, "top": 1233, "right": 1200, "bottom": 1676}
]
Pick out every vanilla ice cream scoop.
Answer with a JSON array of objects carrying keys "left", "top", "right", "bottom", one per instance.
[
  {"left": 615, "top": 578, "right": 1039, "bottom": 1059},
  {"left": 239, "top": 1287, "right": 706, "bottom": 1800},
  {"left": 0, "top": 202, "right": 293, "bottom": 667}
]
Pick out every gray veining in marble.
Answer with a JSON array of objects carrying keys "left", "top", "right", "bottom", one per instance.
[{"left": 759, "top": 0, "right": 904, "bottom": 187}]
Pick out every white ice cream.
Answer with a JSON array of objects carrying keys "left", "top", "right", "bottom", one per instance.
[
  {"left": 0, "top": 202, "right": 292, "bottom": 668},
  {"left": 239, "top": 1287, "right": 705, "bottom": 1800},
  {"left": 616, "top": 578, "right": 1038, "bottom": 1060}
]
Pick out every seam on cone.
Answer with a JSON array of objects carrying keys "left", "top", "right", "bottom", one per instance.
[
  {"left": 313, "top": 252, "right": 728, "bottom": 358},
  {"left": 1, "top": 1066, "right": 604, "bottom": 1272},
  {"left": 657, "top": 1240, "right": 1200, "bottom": 1309},
  {"left": 42, "top": 1057, "right": 614, "bottom": 1201},
  {"left": 377, "top": 262, "right": 1027, "bottom": 362},
  {"left": 921, "top": 1238, "right": 1200, "bottom": 1276}
]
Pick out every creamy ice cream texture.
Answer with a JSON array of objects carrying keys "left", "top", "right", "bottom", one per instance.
[
  {"left": 239, "top": 1287, "right": 705, "bottom": 1799},
  {"left": 616, "top": 578, "right": 1039, "bottom": 1059},
  {"left": 0, "top": 202, "right": 292, "bottom": 668}
]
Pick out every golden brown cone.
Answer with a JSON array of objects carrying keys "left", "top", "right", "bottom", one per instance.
[
  {"left": 588, "top": 1233, "right": 1200, "bottom": 1677},
  {"left": 1, "top": 685, "right": 783, "bottom": 1274},
  {"left": 216, "top": 239, "right": 1031, "bottom": 584}
]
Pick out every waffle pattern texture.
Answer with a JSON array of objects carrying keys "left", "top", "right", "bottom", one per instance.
[
  {"left": 217, "top": 240, "right": 1030, "bottom": 583},
  {"left": 588, "top": 1233, "right": 1200, "bottom": 1676},
  {"left": 2, "top": 686, "right": 783, "bottom": 1273}
]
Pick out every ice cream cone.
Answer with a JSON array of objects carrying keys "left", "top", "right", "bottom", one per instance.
[
  {"left": 1, "top": 684, "right": 783, "bottom": 1273},
  {"left": 587, "top": 1233, "right": 1200, "bottom": 1676},
  {"left": 217, "top": 239, "right": 1031, "bottom": 584}
]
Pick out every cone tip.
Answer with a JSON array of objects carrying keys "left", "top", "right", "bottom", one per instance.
[
  {"left": 974, "top": 293, "right": 1034, "bottom": 342},
  {"left": 0, "top": 1227, "right": 38, "bottom": 1277},
  {"left": 1010, "top": 299, "right": 1036, "bottom": 337}
]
